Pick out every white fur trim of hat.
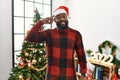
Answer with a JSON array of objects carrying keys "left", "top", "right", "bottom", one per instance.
[{"left": 53, "top": 6, "right": 69, "bottom": 17}]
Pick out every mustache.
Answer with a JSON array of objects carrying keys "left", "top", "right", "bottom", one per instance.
[
  {"left": 57, "top": 20, "right": 68, "bottom": 25},
  {"left": 59, "top": 20, "right": 67, "bottom": 23},
  {"left": 56, "top": 20, "right": 68, "bottom": 30}
]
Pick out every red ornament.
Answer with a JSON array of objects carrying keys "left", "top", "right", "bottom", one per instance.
[
  {"left": 20, "top": 62, "right": 24, "bottom": 66},
  {"left": 19, "top": 61, "right": 25, "bottom": 68},
  {"left": 21, "top": 57, "right": 24, "bottom": 60},
  {"left": 86, "top": 69, "right": 93, "bottom": 80},
  {"left": 112, "top": 73, "right": 118, "bottom": 80}
]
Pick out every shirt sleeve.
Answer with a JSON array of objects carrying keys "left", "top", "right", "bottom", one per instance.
[
  {"left": 75, "top": 31, "right": 87, "bottom": 75},
  {"left": 25, "top": 21, "right": 46, "bottom": 43}
]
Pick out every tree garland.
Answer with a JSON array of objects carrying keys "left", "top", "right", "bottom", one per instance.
[
  {"left": 31, "top": 64, "right": 47, "bottom": 72},
  {"left": 98, "top": 40, "right": 120, "bottom": 78}
]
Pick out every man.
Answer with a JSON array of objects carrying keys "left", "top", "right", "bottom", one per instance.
[{"left": 26, "top": 6, "right": 87, "bottom": 80}]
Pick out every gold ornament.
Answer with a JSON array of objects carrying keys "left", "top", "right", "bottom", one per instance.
[
  {"left": 19, "top": 75, "right": 23, "bottom": 79},
  {"left": 25, "top": 53, "right": 29, "bottom": 57},
  {"left": 32, "top": 59, "right": 37, "bottom": 64},
  {"left": 44, "top": 43, "right": 46, "bottom": 47}
]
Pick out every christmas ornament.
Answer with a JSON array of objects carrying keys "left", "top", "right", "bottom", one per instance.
[
  {"left": 86, "top": 69, "right": 93, "bottom": 80},
  {"left": 19, "top": 61, "right": 25, "bottom": 68},
  {"left": 40, "top": 43, "right": 43, "bottom": 46},
  {"left": 26, "top": 78, "right": 30, "bottom": 80},
  {"left": 28, "top": 62, "right": 32, "bottom": 68},
  {"left": 39, "top": 58, "right": 42, "bottom": 62},
  {"left": 40, "top": 51, "right": 43, "bottom": 53},
  {"left": 26, "top": 60, "right": 31, "bottom": 63},
  {"left": 19, "top": 75, "right": 23, "bottom": 79},
  {"left": 21, "top": 57, "right": 25, "bottom": 60},
  {"left": 112, "top": 73, "right": 118, "bottom": 80},
  {"left": 25, "top": 53, "right": 29, "bottom": 57},
  {"left": 32, "top": 59, "right": 37, "bottom": 64}
]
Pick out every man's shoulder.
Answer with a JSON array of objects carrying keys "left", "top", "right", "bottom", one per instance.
[
  {"left": 69, "top": 27, "right": 79, "bottom": 33},
  {"left": 69, "top": 27, "right": 82, "bottom": 36}
]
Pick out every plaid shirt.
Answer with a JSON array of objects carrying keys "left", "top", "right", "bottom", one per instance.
[{"left": 26, "top": 21, "right": 87, "bottom": 80}]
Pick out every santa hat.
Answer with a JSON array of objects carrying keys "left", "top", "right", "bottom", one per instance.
[{"left": 53, "top": 6, "right": 69, "bottom": 17}]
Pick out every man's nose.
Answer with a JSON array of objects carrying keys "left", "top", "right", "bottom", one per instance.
[{"left": 60, "top": 17, "right": 66, "bottom": 21}]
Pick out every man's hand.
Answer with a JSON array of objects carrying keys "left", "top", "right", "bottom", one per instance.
[
  {"left": 41, "top": 16, "right": 54, "bottom": 24},
  {"left": 80, "top": 75, "right": 86, "bottom": 80},
  {"left": 76, "top": 72, "right": 86, "bottom": 80}
]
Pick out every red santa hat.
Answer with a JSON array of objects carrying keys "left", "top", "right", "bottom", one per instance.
[{"left": 53, "top": 6, "right": 69, "bottom": 17}]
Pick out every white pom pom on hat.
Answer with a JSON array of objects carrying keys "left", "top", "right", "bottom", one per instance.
[{"left": 53, "top": 6, "right": 69, "bottom": 17}]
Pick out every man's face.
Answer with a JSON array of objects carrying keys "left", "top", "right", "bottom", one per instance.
[{"left": 54, "top": 13, "right": 68, "bottom": 30}]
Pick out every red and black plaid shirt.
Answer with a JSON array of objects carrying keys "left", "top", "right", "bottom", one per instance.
[{"left": 26, "top": 21, "right": 87, "bottom": 80}]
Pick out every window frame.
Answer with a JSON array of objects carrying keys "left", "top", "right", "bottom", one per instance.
[{"left": 12, "top": 0, "right": 52, "bottom": 67}]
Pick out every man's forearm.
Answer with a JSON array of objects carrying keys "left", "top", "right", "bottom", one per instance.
[{"left": 25, "top": 20, "right": 44, "bottom": 42}]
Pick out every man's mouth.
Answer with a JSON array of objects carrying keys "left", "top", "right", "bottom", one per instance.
[{"left": 61, "top": 21, "right": 66, "bottom": 26}]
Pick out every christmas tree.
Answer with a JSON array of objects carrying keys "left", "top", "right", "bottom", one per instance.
[{"left": 8, "top": 8, "right": 47, "bottom": 80}]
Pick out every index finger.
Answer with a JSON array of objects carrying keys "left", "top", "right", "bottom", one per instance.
[{"left": 50, "top": 16, "right": 54, "bottom": 19}]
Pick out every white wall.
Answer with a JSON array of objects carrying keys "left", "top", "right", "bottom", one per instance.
[
  {"left": 52, "top": 0, "right": 68, "bottom": 10},
  {"left": 0, "top": 0, "right": 12, "bottom": 80},
  {"left": 52, "top": 0, "right": 120, "bottom": 57},
  {"left": 67, "top": 0, "right": 120, "bottom": 51}
]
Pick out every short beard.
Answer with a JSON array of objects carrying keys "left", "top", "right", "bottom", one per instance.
[{"left": 56, "top": 20, "right": 68, "bottom": 31}]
